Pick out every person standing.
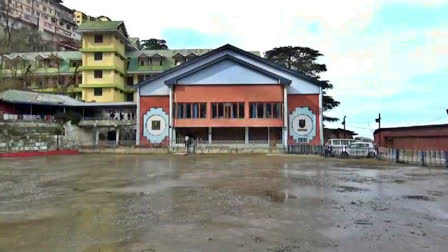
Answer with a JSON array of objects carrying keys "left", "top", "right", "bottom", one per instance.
[{"left": 184, "top": 135, "right": 190, "bottom": 148}]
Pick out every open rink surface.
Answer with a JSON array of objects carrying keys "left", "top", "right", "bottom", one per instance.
[{"left": 0, "top": 154, "right": 447, "bottom": 252}]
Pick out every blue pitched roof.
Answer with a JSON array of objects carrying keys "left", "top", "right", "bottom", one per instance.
[
  {"left": 135, "top": 44, "right": 323, "bottom": 88},
  {"left": 164, "top": 54, "right": 292, "bottom": 86}
]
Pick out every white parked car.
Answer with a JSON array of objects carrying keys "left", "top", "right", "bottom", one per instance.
[
  {"left": 325, "top": 139, "right": 355, "bottom": 156},
  {"left": 341, "top": 142, "right": 377, "bottom": 158}
]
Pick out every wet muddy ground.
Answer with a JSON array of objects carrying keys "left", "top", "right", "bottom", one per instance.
[{"left": 0, "top": 154, "right": 447, "bottom": 252}]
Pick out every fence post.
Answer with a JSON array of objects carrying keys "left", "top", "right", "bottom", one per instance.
[
  {"left": 395, "top": 149, "right": 399, "bottom": 163},
  {"left": 445, "top": 152, "right": 448, "bottom": 168}
]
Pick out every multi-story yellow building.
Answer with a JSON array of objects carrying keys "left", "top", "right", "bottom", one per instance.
[{"left": 0, "top": 20, "right": 213, "bottom": 102}]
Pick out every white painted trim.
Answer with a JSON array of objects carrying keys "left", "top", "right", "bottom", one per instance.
[
  {"left": 169, "top": 87, "right": 173, "bottom": 148},
  {"left": 208, "top": 127, "right": 212, "bottom": 144},
  {"left": 283, "top": 86, "right": 288, "bottom": 148},
  {"left": 319, "top": 87, "right": 324, "bottom": 145},
  {"left": 136, "top": 87, "right": 141, "bottom": 145}
]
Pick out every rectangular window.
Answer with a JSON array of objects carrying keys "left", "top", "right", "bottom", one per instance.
[
  {"left": 127, "top": 77, "right": 134, "bottom": 86},
  {"left": 94, "top": 34, "right": 103, "bottom": 43},
  {"left": 70, "top": 60, "right": 81, "bottom": 67},
  {"left": 257, "top": 104, "right": 264, "bottom": 118},
  {"left": 192, "top": 103, "right": 199, "bottom": 118},
  {"left": 126, "top": 93, "right": 134, "bottom": 102},
  {"left": 94, "top": 88, "right": 102, "bottom": 96},
  {"left": 211, "top": 103, "right": 245, "bottom": 119},
  {"left": 176, "top": 103, "right": 206, "bottom": 119},
  {"left": 266, "top": 103, "right": 272, "bottom": 118},
  {"left": 94, "top": 70, "right": 102, "bottom": 79},
  {"left": 239, "top": 103, "right": 245, "bottom": 119},
  {"left": 200, "top": 103, "right": 207, "bottom": 118},
  {"left": 186, "top": 104, "right": 191, "bottom": 118},
  {"left": 94, "top": 52, "right": 102, "bottom": 61},
  {"left": 273, "top": 103, "right": 281, "bottom": 118},
  {"left": 250, "top": 103, "right": 283, "bottom": 119}
]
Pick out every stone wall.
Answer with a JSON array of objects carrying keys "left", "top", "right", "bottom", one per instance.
[{"left": 0, "top": 121, "right": 63, "bottom": 153}]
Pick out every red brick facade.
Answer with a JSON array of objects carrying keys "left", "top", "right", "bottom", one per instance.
[
  {"left": 174, "top": 85, "right": 284, "bottom": 128},
  {"left": 139, "top": 96, "right": 170, "bottom": 147},
  {"left": 288, "top": 94, "right": 321, "bottom": 145}
]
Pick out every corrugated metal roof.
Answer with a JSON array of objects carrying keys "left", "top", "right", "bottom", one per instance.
[
  {"left": 0, "top": 90, "right": 136, "bottom": 107},
  {"left": 77, "top": 21, "right": 124, "bottom": 32},
  {"left": 0, "top": 90, "right": 84, "bottom": 106}
]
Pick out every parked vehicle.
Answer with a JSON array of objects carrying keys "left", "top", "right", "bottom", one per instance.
[
  {"left": 341, "top": 142, "right": 377, "bottom": 158},
  {"left": 354, "top": 137, "right": 373, "bottom": 143},
  {"left": 325, "top": 139, "right": 355, "bottom": 157}
]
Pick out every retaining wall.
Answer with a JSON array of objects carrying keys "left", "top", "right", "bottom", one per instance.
[{"left": 379, "top": 147, "right": 448, "bottom": 168}]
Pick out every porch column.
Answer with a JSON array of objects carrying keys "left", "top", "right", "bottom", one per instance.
[
  {"left": 208, "top": 127, "right": 212, "bottom": 145},
  {"left": 268, "top": 127, "right": 270, "bottom": 146},
  {"left": 95, "top": 127, "right": 99, "bottom": 146},
  {"left": 116, "top": 127, "right": 120, "bottom": 146},
  {"left": 319, "top": 87, "right": 324, "bottom": 145},
  {"left": 136, "top": 87, "right": 141, "bottom": 145},
  {"left": 169, "top": 86, "right": 173, "bottom": 148},
  {"left": 245, "top": 127, "right": 249, "bottom": 144},
  {"left": 283, "top": 87, "right": 288, "bottom": 149},
  {"left": 172, "top": 128, "right": 176, "bottom": 146}
]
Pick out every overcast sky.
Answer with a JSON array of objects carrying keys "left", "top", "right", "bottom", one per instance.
[{"left": 66, "top": 0, "right": 448, "bottom": 137}]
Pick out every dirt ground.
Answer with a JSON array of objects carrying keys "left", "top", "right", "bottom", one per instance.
[{"left": 0, "top": 154, "right": 447, "bottom": 252}]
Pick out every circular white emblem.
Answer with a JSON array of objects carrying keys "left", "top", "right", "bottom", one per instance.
[
  {"left": 292, "top": 114, "right": 313, "bottom": 136},
  {"left": 143, "top": 108, "right": 169, "bottom": 144},
  {"left": 146, "top": 115, "right": 166, "bottom": 136}
]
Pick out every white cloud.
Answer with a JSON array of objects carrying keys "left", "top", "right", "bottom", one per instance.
[{"left": 65, "top": 0, "right": 448, "bottom": 136}]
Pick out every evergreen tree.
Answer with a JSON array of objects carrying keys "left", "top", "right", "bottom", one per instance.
[{"left": 265, "top": 46, "right": 340, "bottom": 122}]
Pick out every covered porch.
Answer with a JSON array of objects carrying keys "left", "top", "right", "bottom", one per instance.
[{"left": 174, "top": 127, "right": 283, "bottom": 147}]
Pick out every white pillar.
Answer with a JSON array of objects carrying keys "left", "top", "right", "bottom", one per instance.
[
  {"left": 319, "top": 86, "right": 324, "bottom": 146},
  {"left": 208, "top": 127, "right": 212, "bottom": 145},
  {"left": 95, "top": 128, "right": 99, "bottom": 146},
  {"left": 245, "top": 127, "right": 249, "bottom": 144},
  {"left": 267, "top": 127, "right": 270, "bottom": 146},
  {"left": 136, "top": 87, "right": 141, "bottom": 145},
  {"left": 283, "top": 87, "right": 288, "bottom": 148},
  {"left": 169, "top": 86, "right": 173, "bottom": 148},
  {"left": 172, "top": 128, "right": 176, "bottom": 146},
  {"left": 116, "top": 127, "right": 120, "bottom": 146}
]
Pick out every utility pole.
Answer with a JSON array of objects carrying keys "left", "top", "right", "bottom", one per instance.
[
  {"left": 375, "top": 114, "right": 381, "bottom": 147},
  {"left": 342, "top": 116, "right": 346, "bottom": 139}
]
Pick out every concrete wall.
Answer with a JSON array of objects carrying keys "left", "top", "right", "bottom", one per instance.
[
  {"left": 0, "top": 121, "right": 63, "bottom": 153},
  {"left": 379, "top": 147, "right": 448, "bottom": 168}
]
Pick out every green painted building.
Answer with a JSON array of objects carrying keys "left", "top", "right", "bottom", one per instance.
[{"left": 0, "top": 21, "right": 214, "bottom": 102}]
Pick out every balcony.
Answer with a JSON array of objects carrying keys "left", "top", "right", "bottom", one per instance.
[{"left": 134, "top": 65, "right": 169, "bottom": 73}]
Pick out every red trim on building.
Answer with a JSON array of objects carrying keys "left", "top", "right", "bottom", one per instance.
[
  {"left": 139, "top": 96, "right": 170, "bottom": 147},
  {"left": 0, "top": 150, "right": 79, "bottom": 158},
  {"left": 288, "top": 94, "right": 321, "bottom": 145}
]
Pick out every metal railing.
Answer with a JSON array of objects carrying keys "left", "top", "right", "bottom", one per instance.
[{"left": 1, "top": 113, "right": 55, "bottom": 122}]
